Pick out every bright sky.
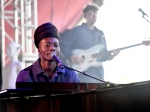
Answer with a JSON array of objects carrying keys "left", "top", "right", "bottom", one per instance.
[{"left": 95, "top": 0, "right": 150, "bottom": 84}]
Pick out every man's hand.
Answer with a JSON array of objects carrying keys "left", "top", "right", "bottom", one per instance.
[
  {"left": 112, "top": 49, "right": 120, "bottom": 57},
  {"left": 108, "top": 49, "right": 120, "bottom": 60},
  {"left": 71, "top": 55, "right": 84, "bottom": 64}
]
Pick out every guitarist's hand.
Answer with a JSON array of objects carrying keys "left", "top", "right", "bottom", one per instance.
[
  {"left": 109, "top": 49, "right": 120, "bottom": 59},
  {"left": 71, "top": 55, "right": 84, "bottom": 64}
]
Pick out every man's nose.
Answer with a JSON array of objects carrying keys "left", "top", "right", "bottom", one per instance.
[{"left": 49, "top": 45, "right": 55, "bottom": 50}]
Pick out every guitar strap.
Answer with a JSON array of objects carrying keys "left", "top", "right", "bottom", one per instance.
[
  {"left": 96, "top": 30, "right": 108, "bottom": 54},
  {"left": 97, "top": 31, "right": 105, "bottom": 45}
]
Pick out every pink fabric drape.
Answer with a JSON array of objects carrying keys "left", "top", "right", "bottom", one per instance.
[{"left": 38, "top": 0, "right": 92, "bottom": 32}]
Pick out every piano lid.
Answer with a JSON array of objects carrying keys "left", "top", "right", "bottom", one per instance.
[{"left": 16, "top": 82, "right": 105, "bottom": 91}]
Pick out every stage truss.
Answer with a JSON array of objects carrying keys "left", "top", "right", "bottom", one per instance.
[{"left": 0, "top": 0, "right": 38, "bottom": 68}]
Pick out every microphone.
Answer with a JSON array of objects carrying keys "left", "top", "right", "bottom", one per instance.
[
  {"left": 50, "top": 52, "right": 64, "bottom": 69},
  {"left": 138, "top": 8, "right": 149, "bottom": 17}
]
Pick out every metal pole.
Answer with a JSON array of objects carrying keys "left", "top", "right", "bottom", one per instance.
[{"left": 0, "top": 0, "right": 5, "bottom": 90}]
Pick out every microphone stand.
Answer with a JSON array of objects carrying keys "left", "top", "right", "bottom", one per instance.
[
  {"left": 142, "top": 15, "right": 150, "bottom": 23},
  {"left": 138, "top": 8, "right": 149, "bottom": 23},
  {"left": 63, "top": 64, "right": 111, "bottom": 87}
]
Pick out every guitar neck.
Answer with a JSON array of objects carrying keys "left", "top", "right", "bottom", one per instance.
[
  {"left": 110, "top": 43, "right": 142, "bottom": 51},
  {"left": 93, "top": 43, "right": 143, "bottom": 58}
]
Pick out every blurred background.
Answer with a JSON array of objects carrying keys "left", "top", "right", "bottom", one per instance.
[{"left": 0, "top": 0, "right": 150, "bottom": 88}]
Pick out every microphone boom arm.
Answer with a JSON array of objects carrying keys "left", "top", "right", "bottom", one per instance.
[
  {"left": 63, "top": 64, "right": 110, "bottom": 86},
  {"left": 138, "top": 8, "right": 150, "bottom": 23},
  {"left": 51, "top": 52, "right": 111, "bottom": 86}
]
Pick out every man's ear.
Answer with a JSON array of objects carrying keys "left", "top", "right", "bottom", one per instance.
[{"left": 38, "top": 48, "right": 41, "bottom": 54}]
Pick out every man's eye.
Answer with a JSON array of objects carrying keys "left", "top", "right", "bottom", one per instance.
[
  {"left": 54, "top": 44, "right": 59, "bottom": 47},
  {"left": 44, "top": 44, "right": 50, "bottom": 47}
]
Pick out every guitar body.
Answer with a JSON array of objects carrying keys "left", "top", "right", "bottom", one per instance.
[{"left": 71, "top": 44, "right": 105, "bottom": 71}]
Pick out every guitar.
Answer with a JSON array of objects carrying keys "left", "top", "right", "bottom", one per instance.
[{"left": 70, "top": 40, "right": 150, "bottom": 71}]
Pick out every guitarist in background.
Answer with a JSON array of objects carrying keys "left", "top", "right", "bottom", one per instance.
[{"left": 61, "top": 3, "right": 120, "bottom": 83}]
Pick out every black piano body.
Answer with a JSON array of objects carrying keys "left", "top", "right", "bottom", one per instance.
[{"left": 1, "top": 81, "right": 150, "bottom": 112}]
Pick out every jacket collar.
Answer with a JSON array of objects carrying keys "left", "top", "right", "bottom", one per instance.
[{"left": 31, "top": 58, "right": 65, "bottom": 76}]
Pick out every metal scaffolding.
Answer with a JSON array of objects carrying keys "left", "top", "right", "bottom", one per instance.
[{"left": 0, "top": 0, "right": 38, "bottom": 68}]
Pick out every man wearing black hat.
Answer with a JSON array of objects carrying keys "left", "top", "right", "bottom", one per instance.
[{"left": 16, "top": 22, "right": 80, "bottom": 83}]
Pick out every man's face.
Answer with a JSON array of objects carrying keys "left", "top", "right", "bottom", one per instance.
[
  {"left": 84, "top": 9, "right": 97, "bottom": 25},
  {"left": 38, "top": 37, "right": 60, "bottom": 61}
]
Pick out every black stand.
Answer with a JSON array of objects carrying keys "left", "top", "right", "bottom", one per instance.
[
  {"left": 64, "top": 65, "right": 111, "bottom": 87},
  {"left": 142, "top": 15, "right": 150, "bottom": 23},
  {"left": 139, "top": 8, "right": 150, "bottom": 23}
]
